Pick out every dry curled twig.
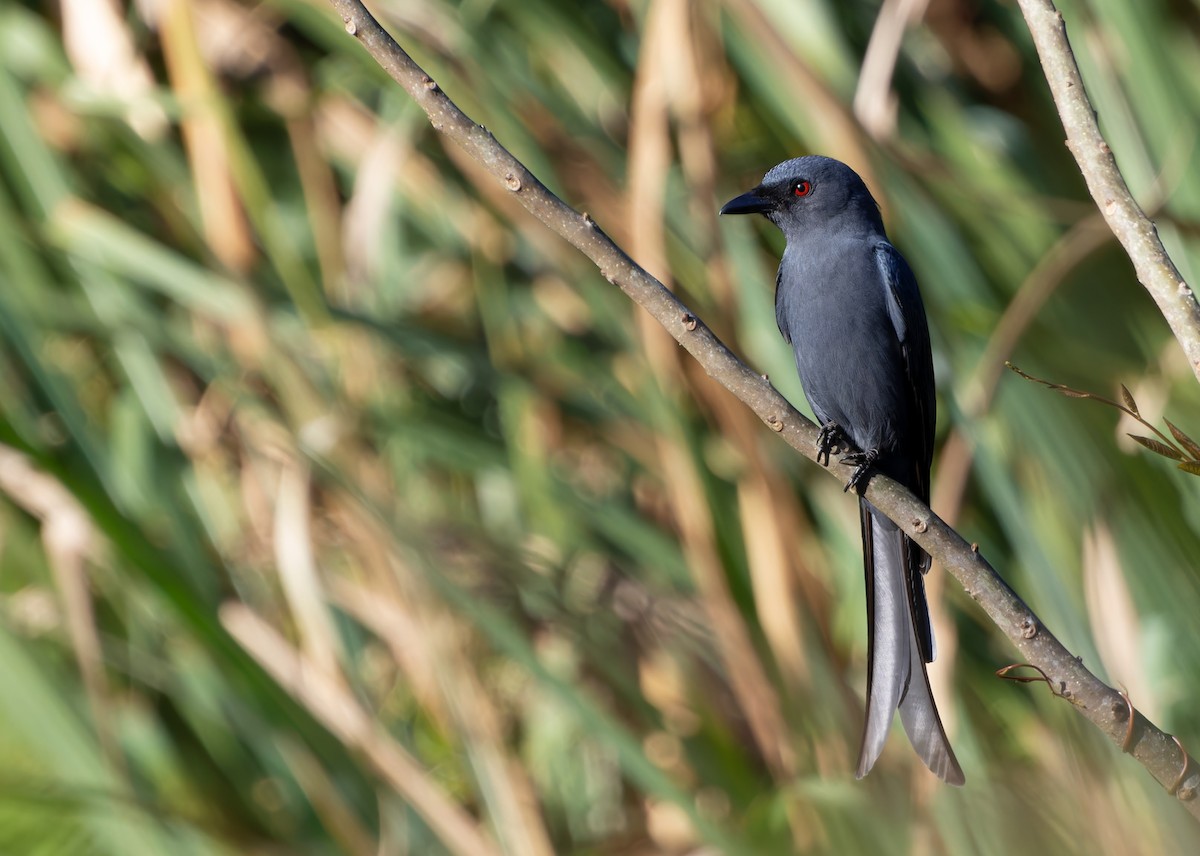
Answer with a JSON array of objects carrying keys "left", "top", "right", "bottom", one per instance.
[
  {"left": 1007, "top": 362, "right": 1200, "bottom": 476},
  {"left": 1170, "top": 736, "right": 1193, "bottom": 797},
  {"left": 996, "top": 662, "right": 1065, "bottom": 697}
]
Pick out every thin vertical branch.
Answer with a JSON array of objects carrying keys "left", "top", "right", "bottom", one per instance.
[{"left": 1016, "top": 0, "right": 1200, "bottom": 385}]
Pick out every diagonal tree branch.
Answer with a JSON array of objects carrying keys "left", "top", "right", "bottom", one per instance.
[
  {"left": 325, "top": 0, "right": 1200, "bottom": 820},
  {"left": 1016, "top": 0, "right": 1200, "bottom": 387}
]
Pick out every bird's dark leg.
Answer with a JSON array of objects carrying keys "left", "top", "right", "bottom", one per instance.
[
  {"left": 816, "top": 421, "right": 847, "bottom": 467},
  {"left": 840, "top": 448, "right": 879, "bottom": 494}
]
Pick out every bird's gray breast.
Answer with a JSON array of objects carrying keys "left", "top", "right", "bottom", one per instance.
[{"left": 775, "top": 238, "right": 911, "bottom": 454}]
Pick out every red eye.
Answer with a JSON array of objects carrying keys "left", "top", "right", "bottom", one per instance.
[{"left": 793, "top": 181, "right": 812, "bottom": 197}]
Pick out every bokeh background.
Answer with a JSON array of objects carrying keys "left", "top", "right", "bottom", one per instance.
[{"left": 1, "top": 0, "right": 1199, "bottom": 852}]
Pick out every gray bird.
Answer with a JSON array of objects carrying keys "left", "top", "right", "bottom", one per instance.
[{"left": 720, "top": 155, "right": 963, "bottom": 785}]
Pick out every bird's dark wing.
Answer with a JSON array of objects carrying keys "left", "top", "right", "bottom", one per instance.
[
  {"left": 873, "top": 242, "right": 937, "bottom": 663},
  {"left": 873, "top": 242, "right": 935, "bottom": 503}
]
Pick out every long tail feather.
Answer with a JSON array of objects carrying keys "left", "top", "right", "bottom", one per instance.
[{"left": 855, "top": 500, "right": 964, "bottom": 784}]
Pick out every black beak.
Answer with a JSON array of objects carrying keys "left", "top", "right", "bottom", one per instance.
[{"left": 719, "top": 188, "right": 773, "bottom": 216}]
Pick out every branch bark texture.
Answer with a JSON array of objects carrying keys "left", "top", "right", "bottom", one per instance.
[
  {"left": 1016, "top": 0, "right": 1200, "bottom": 386},
  {"left": 327, "top": 0, "right": 1200, "bottom": 822}
]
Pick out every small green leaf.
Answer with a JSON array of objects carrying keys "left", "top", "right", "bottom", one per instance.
[
  {"left": 1120, "top": 384, "right": 1139, "bottom": 416},
  {"left": 1178, "top": 461, "right": 1200, "bottom": 476},
  {"left": 1164, "top": 418, "right": 1200, "bottom": 461},
  {"left": 1128, "top": 434, "right": 1185, "bottom": 461}
]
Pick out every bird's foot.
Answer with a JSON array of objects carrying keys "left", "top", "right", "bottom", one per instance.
[
  {"left": 816, "top": 421, "right": 847, "bottom": 467},
  {"left": 841, "top": 448, "right": 879, "bottom": 493}
]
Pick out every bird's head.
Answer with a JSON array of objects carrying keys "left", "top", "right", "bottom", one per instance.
[{"left": 719, "top": 155, "right": 883, "bottom": 237}]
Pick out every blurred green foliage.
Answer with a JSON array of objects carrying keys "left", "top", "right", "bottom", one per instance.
[{"left": 0, "top": 0, "right": 1198, "bottom": 853}]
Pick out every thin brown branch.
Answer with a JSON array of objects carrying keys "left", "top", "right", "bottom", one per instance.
[
  {"left": 1015, "top": 0, "right": 1200, "bottom": 386},
  {"left": 325, "top": 0, "right": 1200, "bottom": 819},
  {"left": 853, "top": 0, "right": 931, "bottom": 140}
]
